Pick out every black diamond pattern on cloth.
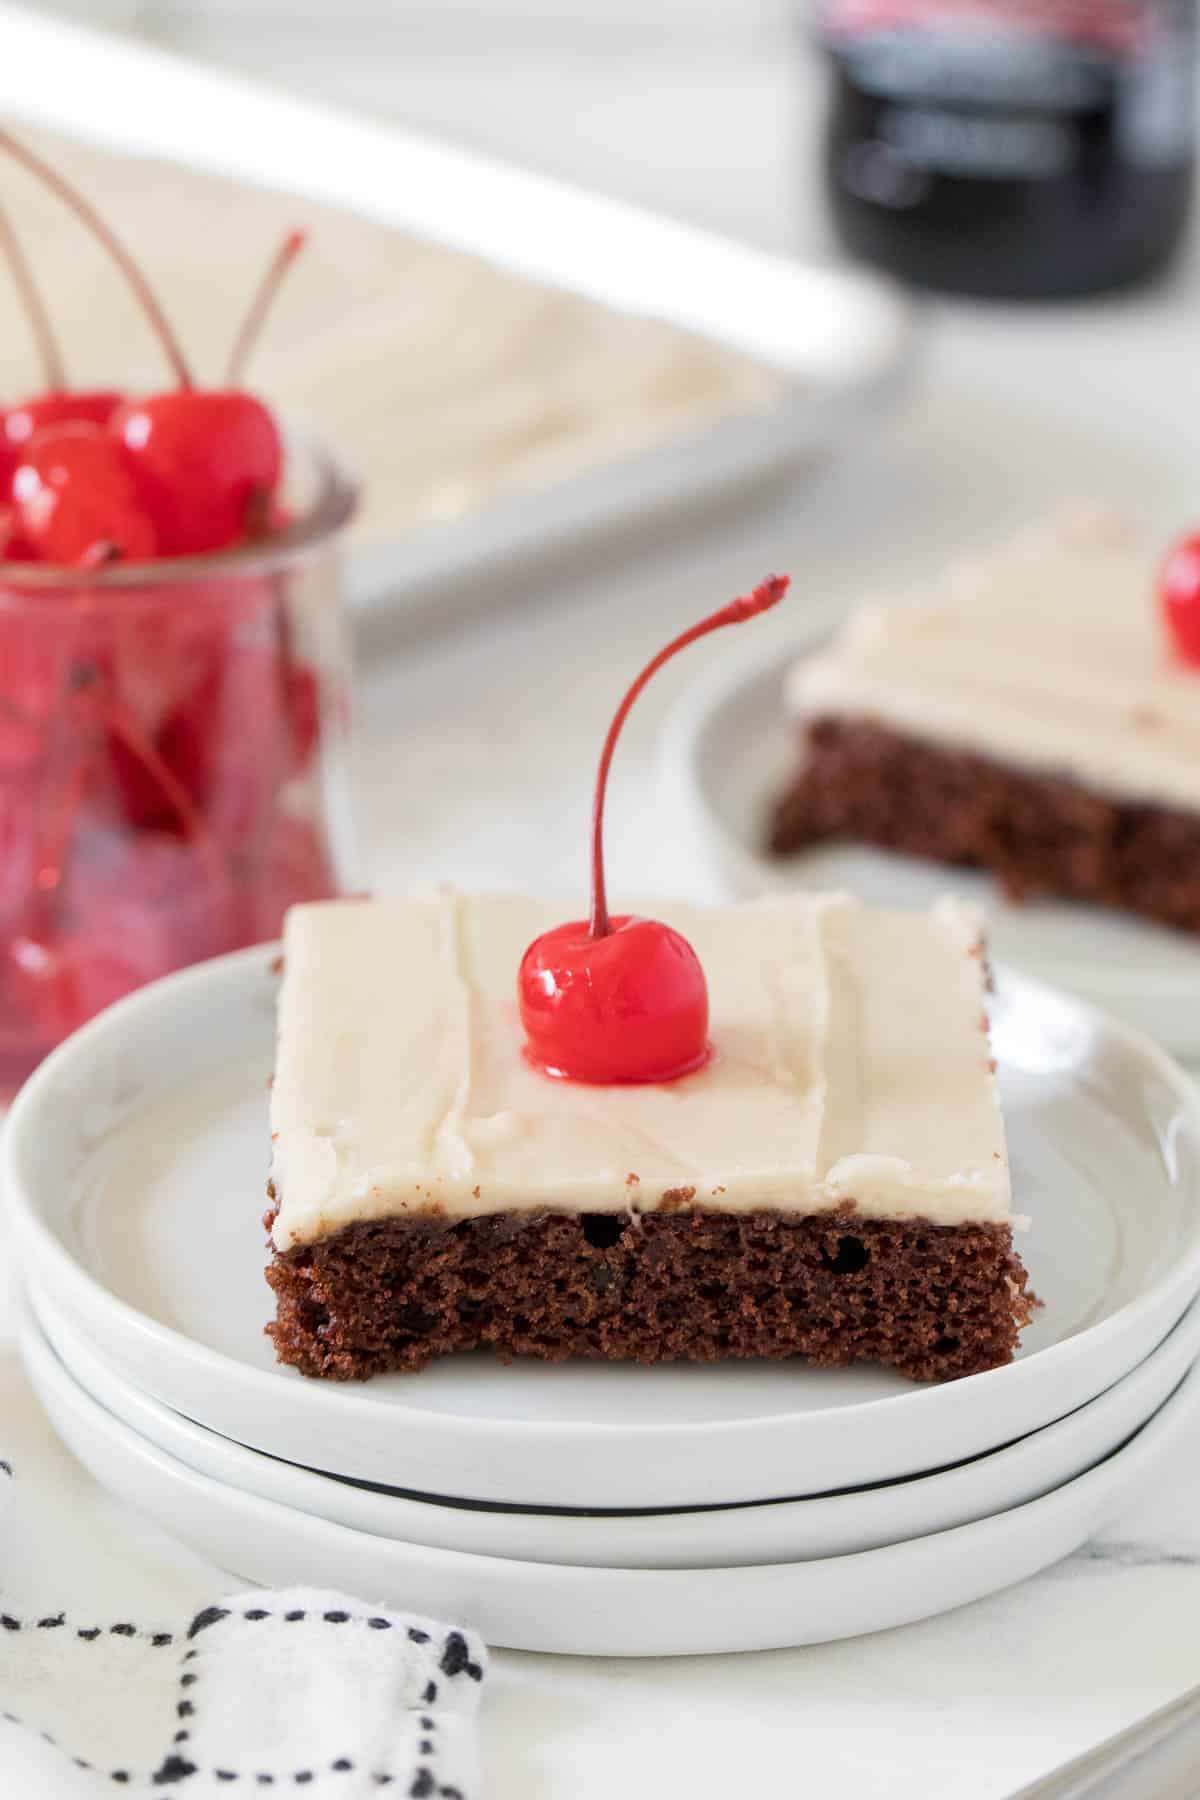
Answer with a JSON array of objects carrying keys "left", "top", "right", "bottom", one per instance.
[{"left": 0, "top": 1464, "right": 485, "bottom": 1800}]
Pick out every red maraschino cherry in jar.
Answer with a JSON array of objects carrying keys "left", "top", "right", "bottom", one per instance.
[{"left": 0, "top": 136, "right": 356, "bottom": 1094}]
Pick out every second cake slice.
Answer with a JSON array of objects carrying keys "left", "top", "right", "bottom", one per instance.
[{"left": 772, "top": 507, "right": 1200, "bottom": 932}]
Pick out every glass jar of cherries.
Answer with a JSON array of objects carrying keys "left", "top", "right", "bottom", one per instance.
[{"left": 0, "top": 135, "right": 357, "bottom": 1095}]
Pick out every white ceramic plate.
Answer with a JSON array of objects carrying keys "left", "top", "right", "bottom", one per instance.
[
  {"left": 7, "top": 946, "right": 1200, "bottom": 1511},
  {"left": 659, "top": 640, "right": 1200, "bottom": 1056},
  {"left": 29, "top": 1280, "right": 1200, "bottom": 1571},
  {"left": 21, "top": 1301, "right": 1200, "bottom": 1657}
]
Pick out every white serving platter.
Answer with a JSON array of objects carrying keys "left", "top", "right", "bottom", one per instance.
[
  {"left": 0, "top": 4, "right": 916, "bottom": 625},
  {"left": 7, "top": 943, "right": 1200, "bottom": 1511},
  {"left": 28, "top": 1279, "right": 1200, "bottom": 1571},
  {"left": 22, "top": 1302, "right": 1200, "bottom": 1658},
  {"left": 659, "top": 637, "right": 1200, "bottom": 1056}
]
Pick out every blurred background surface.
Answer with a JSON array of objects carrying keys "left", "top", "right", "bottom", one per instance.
[
  {"left": 10, "top": 0, "right": 1198, "bottom": 908},
  {"left": 9, "top": 0, "right": 816, "bottom": 252},
  {"left": 3, "top": 0, "right": 1200, "bottom": 974}
]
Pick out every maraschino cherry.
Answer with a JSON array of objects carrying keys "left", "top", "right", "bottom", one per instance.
[
  {"left": 1160, "top": 531, "right": 1200, "bottom": 666},
  {"left": 518, "top": 574, "right": 790, "bottom": 1084},
  {"left": 113, "top": 232, "right": 306, "bottom": 553},
  {"left": 0, "top": 200, "right": 123, "bottom": 500},
  {"left": 0, "top": 131, "right": 300, "bottom": 558},
  {"left": 0, "top": 132, "right": 182, "bottom": 563},
  {"left": 13, "top": 422, "right": 156, "bottom": 564}
]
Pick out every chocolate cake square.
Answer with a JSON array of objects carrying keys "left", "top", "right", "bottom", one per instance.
[{"left": 265, "top": 891, "right": 1031, "bottom": 1383}]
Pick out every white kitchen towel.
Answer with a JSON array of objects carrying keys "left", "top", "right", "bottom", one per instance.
[{"left": 0, "top": 1459, "right": 485, "bottom": 1795}]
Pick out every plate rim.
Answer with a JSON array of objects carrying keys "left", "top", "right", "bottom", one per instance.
[
  {"left": 27, "top": 1276, "right": 1200, "bottom": 1569},
  {"left": 19, "top": 1295, "right": 1200, "bottom": 1658},
  {"left": 7, "top": 939, "right": 1200, "bottom": 1455}
]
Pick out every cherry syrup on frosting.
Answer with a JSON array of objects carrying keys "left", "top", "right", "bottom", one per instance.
[{"left": 518, "top": 575, "right": 789, "bottom": 1085}]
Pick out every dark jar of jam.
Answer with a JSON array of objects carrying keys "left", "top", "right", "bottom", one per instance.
[{"left": 817, "top": 0, "right": 1196, "bottom": 299}]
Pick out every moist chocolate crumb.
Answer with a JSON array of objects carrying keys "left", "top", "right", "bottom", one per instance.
[
  {"left": 770, "top": 716, "right": 1200, "bottom": 934},
  {"left": 265, "top": 1204, "right": 1032, "bottom": 1384}
]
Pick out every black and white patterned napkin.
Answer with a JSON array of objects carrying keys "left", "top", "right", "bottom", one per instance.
[{"left": 0, "top": 1460, "right": 485, "bottom": 1795}]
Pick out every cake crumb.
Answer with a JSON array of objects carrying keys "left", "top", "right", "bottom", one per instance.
[
  {"left": 625, "top": 1173, "right": 640, "bottom": 1187},
  {"left": 265, "top": 1211, "right": 1032, "bottom": 1381},
  {"left": 472, "top": 1186, "right": 481, "bottom": 1200},
  {"left": 660, "top": 1186, "right": 697, "bottom": 1212}
]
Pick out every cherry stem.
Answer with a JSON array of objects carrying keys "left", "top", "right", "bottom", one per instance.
[
  {"left": 0, "top": 199, "right": 65, "bottom": 391},
  {"left": 227, "top": 229, "right": 307, "bottom": 385},
  {"left": 588, "top": 574, "right": 790, "bottom": 939},
  {"left": 0, "top": 129, "right": 193, "bottom": 389},
  {"left": 105, "top": 699, "right": 235, "bottom": 917}
]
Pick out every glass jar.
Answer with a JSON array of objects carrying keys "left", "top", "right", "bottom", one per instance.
[
  {"left": 0, "top": 438, "right": 357, "bottom": 1096},
  {"left": 816, "top": 0, "right": 1196, "bottom": 299}
]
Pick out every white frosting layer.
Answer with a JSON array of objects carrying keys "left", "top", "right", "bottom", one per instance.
[
  {"left": 787, "top": 506, "right": 1200, "bottom": 811},
  {"left": 269, "top": 891, "right": 1010, "bottom": 1251}
]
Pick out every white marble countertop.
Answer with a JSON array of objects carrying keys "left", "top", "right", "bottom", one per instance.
[{"left": 7, "top": 8, "right": 1200, "bottom": 1796}]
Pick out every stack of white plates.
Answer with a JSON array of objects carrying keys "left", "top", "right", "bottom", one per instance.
[{"left": 8, "top": 946, "right": 1200, "bottom": 1657}]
